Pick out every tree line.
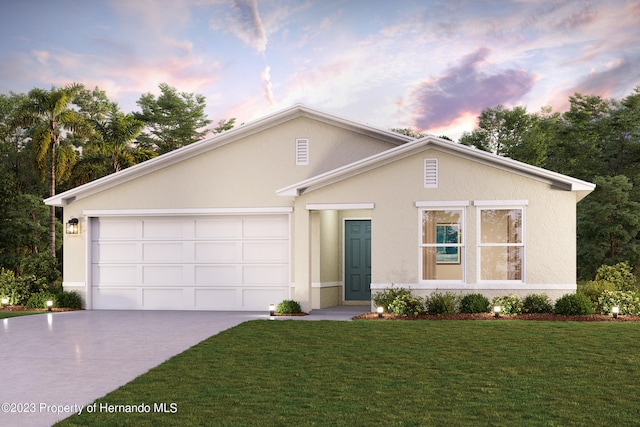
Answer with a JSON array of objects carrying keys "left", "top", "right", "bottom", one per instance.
[
  {"left": 0, "top": 82, "right": 234, "bottom": 279},
  {"left": 1, "top": 83, "right": 638, "bottom": 283}
]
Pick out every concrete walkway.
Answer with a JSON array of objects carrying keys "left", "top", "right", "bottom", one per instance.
[{"left": 0, "top": 306, "right": 369, "bottom": 427}]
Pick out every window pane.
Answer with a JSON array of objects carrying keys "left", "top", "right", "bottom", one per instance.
[
  {"left": 480, "top": 246, "right": 523, "bottom": 280},
  {"left": 422, "top": 210, "right": 462, "bottom": 245},
  {"left": 480, "top": 209, "right": 522, "bottom": 244},
  {"left": 422, "top": 247, "right": 464, "bottom": 281}
]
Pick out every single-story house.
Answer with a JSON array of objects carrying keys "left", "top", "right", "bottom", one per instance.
[{"left": 45, "top": 104, "right": 595, "bottom": 312}]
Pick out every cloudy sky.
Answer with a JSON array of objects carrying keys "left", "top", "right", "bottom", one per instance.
[{"left": 0, "top": 0, "right": 638, "bottom": 139}]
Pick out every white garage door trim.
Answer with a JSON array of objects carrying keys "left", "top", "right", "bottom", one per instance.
[{"left": 87, "top": 208, "right": 292, "bottom": 311}]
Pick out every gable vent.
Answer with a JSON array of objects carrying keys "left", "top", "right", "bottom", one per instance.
[
  {"left": 424, "top": 158, "right": 438, "bottom": 188},
  {"left": 296, "top": 138, "right": 309, "bottom": 165}
]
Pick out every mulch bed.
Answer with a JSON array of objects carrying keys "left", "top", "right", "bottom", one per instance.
[
  {"left": 353, "top": 312, "right": 640, "bottom": 321},
  {"left": 1, "top": 306, "right": 81, "bottom": 313}
]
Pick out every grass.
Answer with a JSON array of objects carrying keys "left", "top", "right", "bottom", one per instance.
[
  {"left": 56, "top": 320, "right": 640, "bottom": 426},
  {"left": 0, "top": 310, "right": 44, "bottom": 319}
]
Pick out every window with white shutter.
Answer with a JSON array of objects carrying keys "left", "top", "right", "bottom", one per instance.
[
  {"left": 296, "top": 138, "right": 309, "bottom": 165},
  {"left": 424, "top": 158, "right": 438, "bottom": 188}
]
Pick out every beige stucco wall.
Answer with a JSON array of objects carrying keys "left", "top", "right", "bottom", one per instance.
[
  {"left": 61, "top": 116, "right": 399, "bottom": 307},
  {"left": 296, "top": 147, "right": 581, "bottom": 303}
]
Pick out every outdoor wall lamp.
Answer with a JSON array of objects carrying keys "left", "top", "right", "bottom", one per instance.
[
  {"left": 66, "top": 218, "right": 79, "bottom": 235},
  {"left": 1, "top": 298, "right": 8, "bottom": 308},
  {"left": 377, "top": 306, "right": 384, "bottom": 318},
  {"left": 493, "top": 305, "right": 501, "bottom": 319},
  {"left": 612, "top": 306, "right": 619, "bottom": 319},
  {"left": 46, "top": 300, "right": 53, "bottom": 312},
  {"left": 269, "top": 303, "right": 276, "bottom": 317}
]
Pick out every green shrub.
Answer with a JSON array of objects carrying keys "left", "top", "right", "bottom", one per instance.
[
  {"left": 522, "top": 293, "right": 553, "bottom": 314},
  {"left": 276, "top": 300, "right": 302, "bottom": 314},
  {"left": 26, "top": 291, "right": 58, "bottom": 309},
  {"left": 56, "top": 291, "right": 83, "bottom": 309},
  {"left": 459, "top": 293, "right": 490, "bottom": 313},
  {"left": 490, "top": 294, "right": 523, "bottom": 315},
  {"left": 579, "top": 280, "right": 616, "bottom": 306},
  {"left": 597, "top": 290, "right": 640, "bottom": 315},
  {"left": 0, "top": 268, "right": 32, "bottom": 306},
  {"left": 19, "top": 251, "right": 61, "bottom": 286},
  {"left": 373, "top": 287, "right": 414, "bottom": 311},
  {"left": 593, "top": 262, "right": 637, "bottom": 291},
  {"left": 554, "top": 293, "right": 593, "bottom": 315},
  {"left": 388, "top": 292, "right": 425, "bottom": 317},
  {"left": 426, "top": 291, "right": 459, "bottom": 315}
]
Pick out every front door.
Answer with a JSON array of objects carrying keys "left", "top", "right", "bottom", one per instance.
[{"left": 345, "top": 220, "right": 371, "bottom": 300}]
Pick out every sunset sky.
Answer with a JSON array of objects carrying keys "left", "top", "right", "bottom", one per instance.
[{"left": 0, "top": 0, "right": 638, "bottom": 139}]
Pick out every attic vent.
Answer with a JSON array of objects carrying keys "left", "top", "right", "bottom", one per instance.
[
  {"left": 296, "top": 138, "right": 309, "bottom": 165},
  {"left": 424, "top": 158, "right": 438, "bottom": 188}
]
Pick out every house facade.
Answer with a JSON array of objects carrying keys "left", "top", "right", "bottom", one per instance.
[{"left": 45, "top": 105, "right": 594, "bottom": 312}]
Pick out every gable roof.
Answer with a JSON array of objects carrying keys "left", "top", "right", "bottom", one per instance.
[
  {"left": 276, "top": 135, "right": 596, "bottom": 201},
  {"left": 45, "top": 104, "right": 414, "bottom": 207}
]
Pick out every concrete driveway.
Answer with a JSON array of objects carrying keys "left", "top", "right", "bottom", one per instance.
[{"left": 0, "top": 306, "right": 367, "bottom": 427}]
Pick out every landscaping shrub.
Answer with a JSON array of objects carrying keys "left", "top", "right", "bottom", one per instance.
[
  {"left": 388, "top": 292, "right": 425, "bottom": 316},
  {"left": 20, "top": 251, "right": 61, "bottom": 286},
  {"left": 522, "top": 293, "right": 554, "bottom": 314},
  {"left": 490, "top": 294, "right": 523, "bottom": 315},
  {"left": 554, "top": 293, "right": 593, "bottom": 315},
  {"left": 56, "top": 291, "right": 83, "bottom": 309},
  {"left": 426, "top": 291, "right": 459, "bottom": 315},
  {"left": 579, "top": 280, "right": 616, "bottom": 306},
  {"left": 593, "top": 262, "right": 637, "bottom": 291},
  {"left": 0, "top": 268, "right": 32, "bottom": 305},
  {"left": 276, "top": 300, "right": 302, "bottom": 314},
  {"left": 373, "top": 287, "right": 413, "bottom": 311},
  {"left": 26, "top": 291, "right": 58, "bottom": 309},
  {"left": 597, "top": 290, "right": 640, "bottom": 315},
  {"left": 459, "top": 293, "right": 490, "bottom": 313}
]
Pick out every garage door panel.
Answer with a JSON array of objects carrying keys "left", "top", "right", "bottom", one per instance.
[
  {"left": 243, "top": 265, "right": 289, "bottom": 284},
  {"left": 142, "top": 288, "right": 184, "bottom": 308},
  {"left": 93, "top": 242, "right": 139, "bottom": 262},
  {"left": 92, "top": 214, "right": 289, "bottom": 310},
  {"left": 195, "top": 242, "right": 240, "bottom": 262},
  {"left": 143, "top": 242, "right": 185, "bottom": 262},
  {"left": 243, "top": 241, "right": 288, "bottom": 262},
  {"left": 94, "top": 265, "right": 138, "bottom": 285},
  {"left": 142, "top": 266, "right": 184, "bottom": 285}
]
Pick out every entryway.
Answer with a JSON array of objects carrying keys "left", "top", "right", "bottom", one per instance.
[{"left": 344, "top": 220, "right": 371, "bottom": 301}]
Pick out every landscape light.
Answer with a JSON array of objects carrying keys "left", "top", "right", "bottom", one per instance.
[
  {"left": 46, "top": 300, "right": 53, "bottom": 312},
  {"left": 493, "top": 305, "right": 501, "bottom": 319},
  {"left": 612, "top": 306, "right": 619, "bottom": 319},
  {"left": 269, "top": 304, "right": 276, "bottom": 317},
  {"left": 377, "top": 306, "right": 384, "bottom": 318},
  {"left": 1, "top": 298, "right": 8, "bottom": 308}
]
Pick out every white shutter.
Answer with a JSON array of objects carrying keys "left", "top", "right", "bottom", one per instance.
[
  {"left": 296, "top": 138, "right": 309, "bottom": 165},
  {"left": 424, "top": 158, "right": 438, "bottom": 188}
]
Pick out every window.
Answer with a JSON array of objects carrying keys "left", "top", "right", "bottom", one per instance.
[
  {"left": 478, "top": 208, "right": 524, "bottom": 281},
  {"left": 420, "top": 208, "right": 464, "bottom": 281},
  {"left": 296, "top": 138, "right": 309, "bottom": 165},
  {"left": 424, "top": 158, "right": 438, "bottom": 188}
]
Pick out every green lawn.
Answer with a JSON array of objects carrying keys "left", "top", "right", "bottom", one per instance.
[
  {"left": 0, "top": 310, "right": 44, "bottom": 319},
  {"left": 56, "top": 320, "right": 640, "bottom": 426}
]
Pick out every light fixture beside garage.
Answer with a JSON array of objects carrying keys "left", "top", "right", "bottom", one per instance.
[{"left": 66, "top": 218, "right": 79, "bottom": 235}]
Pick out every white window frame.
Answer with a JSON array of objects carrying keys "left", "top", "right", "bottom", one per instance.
[
  {"left": 418, "top": 205, "right": 466, "bottom": 284},
  {"left": 476, "top": 202, "right": 526, "bottom": 284}
]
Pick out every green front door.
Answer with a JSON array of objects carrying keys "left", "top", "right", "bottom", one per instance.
[{"left": 345, "top": 220, "right": 371, "bottom": 301}]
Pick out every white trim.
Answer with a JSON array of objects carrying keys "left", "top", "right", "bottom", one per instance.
[
  {"left": 372, "top": 283, "right": 576, "bottom": 291},
  {"left": 415, "top": 201, "right": 470, "bottom": 207},
  {"left": 82, "top": 207, "right": 293, "bottom": 217},
  {"left": 473, "top": 200, "right": 529, "bottom": 206},
  {"left": 306, "top": 203, "right": 374, "bottom": 211},
  {"left": 62, "top": 282, "right": 85, "bottom": 288},
  {"left": 312, "top": 281, "right": 342, "bottom": 288}
]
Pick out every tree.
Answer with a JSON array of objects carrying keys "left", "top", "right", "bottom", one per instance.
[
  {"left": 89, "top": 106, "right": 145, "bottom": 173},
  {"left": 576, "top": 175, "right": 640, "bottom": 279},
  {"left": 17, "top": 83, "right": 87, "bottom": 255},
  {"left": 134, "top": 83, "right": 213, "bottom": 154}
]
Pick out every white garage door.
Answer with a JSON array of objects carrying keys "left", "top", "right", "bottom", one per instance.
[{"left": 90, "top": 215, "right": 290, "bottom": 310}]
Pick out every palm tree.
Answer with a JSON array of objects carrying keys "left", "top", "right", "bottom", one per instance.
[{"left": 19, "top": 83, "right": 86, "bottom": 256}]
